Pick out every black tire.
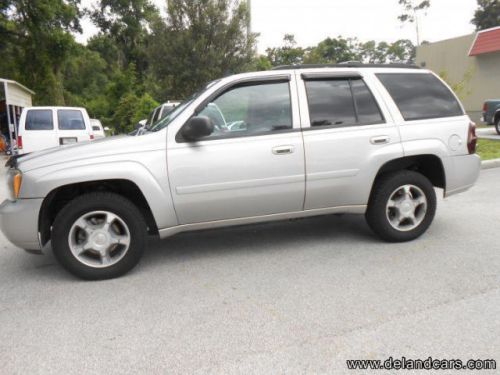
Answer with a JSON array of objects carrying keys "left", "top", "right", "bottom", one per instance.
[
  {"left": 52, "top": 192, "right": 147, "bottom": 280},
  {"left": 366, "top": 171, "right": 436, "bottom": 242},
  {"left": 495, "top": 117, "right": 500, "bottom": 135}
]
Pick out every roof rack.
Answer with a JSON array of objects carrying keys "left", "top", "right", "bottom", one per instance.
[{"left": 271, "top": 62, "right": 421, "bottom": 70}]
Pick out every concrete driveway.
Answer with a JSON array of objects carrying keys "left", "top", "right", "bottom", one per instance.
[{"left": 0, "top": 167, "right": 499, "bottom": 374}]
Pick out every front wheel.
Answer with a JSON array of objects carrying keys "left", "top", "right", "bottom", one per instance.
[
  {"left": 52, "top": 192, "right": 147, "bottom": 280},
  {"left": 366, "top": 171, "right": 437, "bottom": 242},
  {"left": 495, "top": 117, "right": 500, "bottom": 135}
]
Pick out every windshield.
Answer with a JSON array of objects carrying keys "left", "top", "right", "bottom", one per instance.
[{"left": 148, "top": 80, "right": 221, "bottom": 133}]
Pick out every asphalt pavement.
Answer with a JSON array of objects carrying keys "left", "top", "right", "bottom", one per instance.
[{"left": 0, "top": 165, "right": 499, "bottom": 374}]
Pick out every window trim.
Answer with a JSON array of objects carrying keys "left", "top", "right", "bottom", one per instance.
[
  {"left": 177, "top": 77, "right": 295, "bottom": 143},
  {"left": 375, "top": 72, "right": 465, "bottom": 122},
  {"left": 25, "top": 109, "right": 54, "bottom": 131},
  {"left": 304, "top": 77, "right": 386, "bottom": 130},
  {"left": 301, "top": 71, "right": 362, "bottom": 80}
]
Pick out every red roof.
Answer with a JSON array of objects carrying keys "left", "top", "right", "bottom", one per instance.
[{"left": 469, "top": 27, "right": 500, "bottom": 56}]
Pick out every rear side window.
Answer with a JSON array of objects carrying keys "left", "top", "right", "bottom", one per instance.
[
  {"left": 25, "top": 110, "right": 53, "bottom": 130},
  {"left": 377, "top": 73, "right": 464, "bottom": 121},
  {"left": 58, "top": 110, "right": 86, "bottom": 130},
  {"left": 305, "top": 78, "right": 384, "bottom": 127}
]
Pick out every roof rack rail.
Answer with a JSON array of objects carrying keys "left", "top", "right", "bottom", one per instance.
[{"left": 271, "top": 62, "right": 421, "bottom": 70}]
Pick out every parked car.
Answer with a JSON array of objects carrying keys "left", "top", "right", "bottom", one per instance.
[
  {"left": 90, "top": 119, "right": 106, "bottom": 139},
  {"left": 16, "top": 107, "right": 94, "bottom": 154},
  {"left": 146, "top": 101, "right": 181, "bottom": 128},
  {"left": 482, "top": 99, "right": 500, "bottom": 134},
  {"left": 0, "top": 64, "right": 481, "bottom": 280}
]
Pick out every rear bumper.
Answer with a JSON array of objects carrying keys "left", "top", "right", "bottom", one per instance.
[
  {"left": 0, "top": 198, "right": 43, "bottom": 252},
  {"left": 445, "top": 154, "right": 481, "bottom": 197}
]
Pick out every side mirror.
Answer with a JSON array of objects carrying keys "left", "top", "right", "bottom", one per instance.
[{"left": 181, "top": 116, "right": 214, "bottom": 141}]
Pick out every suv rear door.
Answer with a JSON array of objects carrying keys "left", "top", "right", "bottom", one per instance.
[{"left": 297, "top": 70, "right": 404, "bottom": 210}]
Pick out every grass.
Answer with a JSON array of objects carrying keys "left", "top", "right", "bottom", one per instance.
[{"left": 477, "top": 139, "right": 500, "bottom": 160}]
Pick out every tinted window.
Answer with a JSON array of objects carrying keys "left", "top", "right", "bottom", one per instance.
[
  {"left": 197, "top": 81, "right": 292, "bottom": 139},
  {"left": 306, "top": 79, "right": 356, "bottom": 127},
  {"left": 58, "top": 110, "right": 85, "bottom": 130},
  {"left": 305, "top": 78, "right": 383, "bottom": 127},
  {"left": 377, "top": 73, "right": 464, "bottom": 121},
  {"left": 25, "top": 110, "right": 53, "bottom": 130},
  {"left": 351, "top": 79, "right": 384, "bottom": 124},
  {"left": 92, "top": 126, "right": 101, "bottom": 131}
]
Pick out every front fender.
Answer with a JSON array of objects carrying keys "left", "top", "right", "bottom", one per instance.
[{"left": 20, "top": 158, "right": 178, "bottom": 230}]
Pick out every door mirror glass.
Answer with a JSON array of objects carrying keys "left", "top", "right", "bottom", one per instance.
[{"left": 181, "top": 116, "right": 214, "bottom": 141}]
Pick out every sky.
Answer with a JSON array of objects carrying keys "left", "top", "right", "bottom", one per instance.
[{"left": 78, "top": 0, "right": 479, "bottom": 52}]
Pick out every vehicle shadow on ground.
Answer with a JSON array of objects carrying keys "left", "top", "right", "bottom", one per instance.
[{"left": 140, "top": 214, "right": 377, "bottom": 270}]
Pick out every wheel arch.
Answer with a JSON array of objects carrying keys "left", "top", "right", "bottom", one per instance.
[
  {"left": 39, "top": 179, "right": 159, "bottom": 247},
  {"left": 371, "top": 154, "right": 446, "bottom": 198}
]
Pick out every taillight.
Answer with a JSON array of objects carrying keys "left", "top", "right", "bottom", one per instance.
[
  {"left": 90, "top": 134, "right": 95, "bottom": 140},
  {"left": 17, "top": 136, "right": 23, "bottom": 149},
  {"left": 483, "top": 102, "right": 488, "bottom": 112},
  {"left": 467, "top": 121, "right": 477, "bottom": 154}
]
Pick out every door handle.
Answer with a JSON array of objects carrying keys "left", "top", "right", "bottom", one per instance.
[
  {"left": 370, "top": 136, "right": 390, "bottom": 145},
  {"left": 272, "top": 145, "right": 294, "bottom": 155}
]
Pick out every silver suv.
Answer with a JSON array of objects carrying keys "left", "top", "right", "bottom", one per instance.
[{"left": 0, "top": 64, "right": 481, "bottom": 279}]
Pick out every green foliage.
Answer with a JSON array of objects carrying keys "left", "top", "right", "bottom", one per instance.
[
  {"left": 132, "top": 93, "right": 158, "bottom": 125},
  {"left": 266, "top": 34, "right": 305, "bottom": 66},
  {"left": 439, "top": 67, "right": 474, "bottom": 100},
  {"left": 0, "top": 0, "right": 82, "bottom": 104},
  {"left": 258, "top": 35, "right": 416, "bottom": 67},
  {"left": 305, "top": 36, "right": 360, "bottom": 64},
  {"left": 88, "top": 0, "right": 160, "bottom": 76},
  {"left": 112, "top": 92, "right": 158, "bottom": 133},
  {"left": 472, "top": 0, "right": 500, "bottom": 31},
  {"left": 146, "top": 0, "right": 256, "bottom": 100},
  {"left": 113, "top": 92, "right": 139, "bottom": 134}
]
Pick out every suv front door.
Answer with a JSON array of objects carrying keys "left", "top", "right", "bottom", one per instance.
[{"left": 167, "top": 76, "right": 305, "bottom": 224}]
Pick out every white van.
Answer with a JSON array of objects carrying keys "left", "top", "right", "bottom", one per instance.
[{"left": 17, "top": 107, "right": 94, "bottom": 154}]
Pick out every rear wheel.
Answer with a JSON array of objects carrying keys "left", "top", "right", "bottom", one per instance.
[
  {"left": 495, "top": 116, "right": 500, "bottom": 135},
  {"left": 366, "top": 171, "right": 437, "bottom": 242},
  {"left": 52, "top": 192, "right": 147, "bottom": 280}
]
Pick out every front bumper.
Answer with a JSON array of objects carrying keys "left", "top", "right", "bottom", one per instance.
[{"left": 0, "top": 198, "right": 43, "bottom": 252}]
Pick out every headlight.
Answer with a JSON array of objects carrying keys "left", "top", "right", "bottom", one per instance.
[{"left": 6, "top": 169, "right": 22, "bottom": 200}]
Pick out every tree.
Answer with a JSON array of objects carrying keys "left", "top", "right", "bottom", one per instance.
[
  {"left": 472, "top": 0, "right": 500, "bottom": 31},
  {"left": 398, "top": 0, "right": 431, "bottom": 45},
  {"left": 89, "top": 0, "right": 160, "bottom": 77},
  {"left": 146, "top": 0, "right": 256, "bottom": 100},
  {"left": 304, "top": 36, "right": 360, "bottom": 64},
  {"left": 0, "top": 0, "right": 82, "bottom": 104},
  {"left": 387, "top": 39, "right": 416, "bottom": 63},
  {"left": 265, "top": 34, "right": 305, "bottom": 66}
]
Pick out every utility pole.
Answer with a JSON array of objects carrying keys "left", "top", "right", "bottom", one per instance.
[{"left": 247, "top": 0, "right": 252, "bottom": 36}]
